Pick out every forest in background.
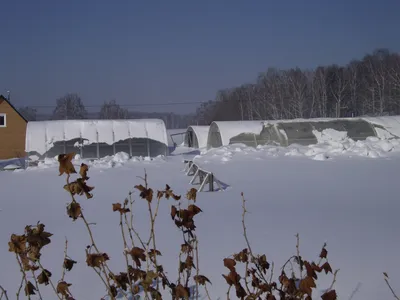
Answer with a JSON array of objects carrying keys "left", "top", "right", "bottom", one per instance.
[{"left": 14, "top": 48, "right": 400, "bottom": 129}]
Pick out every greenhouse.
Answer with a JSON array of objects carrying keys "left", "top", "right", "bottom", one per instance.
[
  {"left": 205, "top": 117, "right": 400, "bottom": 149},
  {"left": 25, "top": 119, "right": 169, "bottom": 160},
  {"left": 260, "top": 118, "right": 378, "bottom": 146},
  {"left": 184, "top": 126, "right": 209, "bottom": 148},
  {"left": 207, "top": 121, "right": 266, "bottom": 148}
]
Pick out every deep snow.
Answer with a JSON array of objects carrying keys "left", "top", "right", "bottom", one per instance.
[{"left": 1, "top": 135, "right": 400, "bottom": 299}]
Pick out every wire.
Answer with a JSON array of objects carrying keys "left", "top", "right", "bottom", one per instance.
[{"left": 29, "top": 100, "right": 209, "bottom": 109}]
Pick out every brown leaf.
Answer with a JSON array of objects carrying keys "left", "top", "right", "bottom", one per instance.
[
  {"left": 320, "top": 247, "right": 328, "bottom": 259},
  {"left": 171, "top": 205, "right": 177, "bottom": 220},
  {"left": 111, "top": 272, "right": 130, "bottom": 291},
  {"left": 26, "top": 224, "right": 52, "bottom": 249},
  {"left": 223, "top": 258, "right": 236, "bottom": 272},
  {"left": 129, "top": 247, "right": 146, "bottom": 268},
  {"left": 64, "top": 179, "right": 95, "bottom": 199},
  {"left": 67, "top": 201, "right": 82, "bottom": 220},
  {"left": 56, "top": 281, "right": 72, "bottom": 297},
  {"left": 148, "top": 249, "right": 162, "bottom": 257},
  {"left": 134, "top": 184, "right": 146, "bottom": 192},
  {"left": 299, "top": 276, "right": 316, "bottom": 296},
  {"left": 257, "top": 254, "right": 270, "bottom": 274},
  {"left": 223, "top": 270, "right": 240, "bottom": 286},
  {"left": 76, "top": 178, "right": 95, "bottom": 199},
  {"left": 86, "top": 253, "right": 110, "bottom": 268},
  {"left": 63, "top": 258, "right": 77, "bottom": 271},
  {"left": 188, "top": 204, "right": 202, "bottom": 215},
  {"left": 134, "top": 185, "right": 154, "bottom": 202},
  {"left": 304, "top": 261, "right": 318, "bottom": 279},
  {"left": 181, "top": 242, "right": 193, "bottom": 253},
  {"left": 112, "top": 203, "right": 122, "bottom": 212},
  {"left": 79, "top": 163, "right": 90, "bottom": 180},
  {"left": 186, "top": 188, "right": 197, "bottom": 201},
  {"left": 8, "top": 234, "right": 27, "bottom": 254},
  {"left": 321, "top": 289, "right": 337, "bottom": 300},
  {"left": 266, "top": 294, "right": 277, "bottom": 300},
  {"left": 25, "top": 281, "right": 36, "bottom": 296},
  {"left": 193, "top": 275, "right": 211, "bottom": 285},
  {"left": 235, "top": 282, "right": 247, "bottom": 298},
  {"left": 321, "top": 262, "right": 333, "bottom": 274},
  {"left": 179, "top": 261, "right": 186, "bottom": 273},
  {"left": 58, "top": 153, "right": 77, "bottom": 176},
  {"left": 185, "top": 255, "right": 195, "bottom": 269},
  {"left": 163, "top": 189, "right": 181, "bottom": 200},
  {"left": 157, "top": 190, "right": 164, "bottom": 200},
  {"left": 110, "top": 285, "right": 118, "bottom": 297},
  {"left": 233, "top": 248, "right": 248, "bottom": 263},
  {"left": 37, "top": 269, "right": 52, "bottom": 285},
  {"left": 112, "top": 203, "right": 130, "bottom": 214},
  {"left": 174, "top": 283, "right": 190, "bottom": 298},
  {"left": 311, "top": 261, "right": 322, "bottom": 273}
]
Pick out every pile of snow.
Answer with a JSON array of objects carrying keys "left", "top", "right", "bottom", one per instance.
[
  {"left": 27, "top": 152, "right": 166, "bottom": 171},
  {"left": 194, "top": 129, "right": 400, "bottom": 164}
]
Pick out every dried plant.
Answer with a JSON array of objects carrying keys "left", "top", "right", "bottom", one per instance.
[
  {"left": 221, "top": 192, "right": 339, "bottom": 300},
  {"left": 10, "top": 151, "right": 399, "bottom": 299}
]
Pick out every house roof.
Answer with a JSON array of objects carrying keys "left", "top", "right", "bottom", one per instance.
[{"left": 0, "top": 95, "right": 28, "bottom": 123}]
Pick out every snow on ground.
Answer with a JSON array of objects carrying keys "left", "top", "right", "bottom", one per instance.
[{"left": 1, "top": 134, "right": 400, "bottom": 299}]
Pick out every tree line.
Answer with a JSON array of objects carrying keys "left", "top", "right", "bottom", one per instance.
[
  {"left": 17, "top": 95, "right": 194, "bottom": 129},
  {"left": 194, "top": 48, "right": 400, "bottom": 124},
  {"left": 16, "top": 48, "right": 400, "bottom": 128}
]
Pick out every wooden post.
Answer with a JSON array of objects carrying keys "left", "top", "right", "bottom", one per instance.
[{"left": 208, "top": 173, "right": 214, "bottom": 192}]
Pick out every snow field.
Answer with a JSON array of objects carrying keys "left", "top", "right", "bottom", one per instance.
[{"left": 1, "top": 128, "right": 400, "bottom": 299}]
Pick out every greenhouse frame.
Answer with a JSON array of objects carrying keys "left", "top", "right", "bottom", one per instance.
[
  {"left": 207, "top": 121, "right": 266, "bottom": 149},
  {"left": 184, "top": 125, "right": 209, "bottom": 148},
  {"left": 25, "top": 119, "right": 169, "bottom": 160}
]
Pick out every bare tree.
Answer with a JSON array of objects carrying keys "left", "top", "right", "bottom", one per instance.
[
  {"left": 193, "top": 48, "right": 400, "bottom": 122},
  {"left": 99, "top": 99, "right": 129, "bottom": 119},
  {"left": 52, "top": 93, "right": 87, "bottom": 120}
]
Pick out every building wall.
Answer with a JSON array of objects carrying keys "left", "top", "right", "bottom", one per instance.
[{"left": 0, "top": 100, "right": 27, "bottom": 159}]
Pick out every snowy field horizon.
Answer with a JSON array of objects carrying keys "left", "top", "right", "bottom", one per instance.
[{"left": 1, "top": 129, "right": 400, "bottom": 299}]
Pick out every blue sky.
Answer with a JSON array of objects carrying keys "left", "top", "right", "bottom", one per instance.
[{"left": 1, "top": 0, "right": 399, "bottom": 114}]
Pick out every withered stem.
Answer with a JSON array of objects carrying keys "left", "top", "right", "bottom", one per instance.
[
  {"left": 37, "top": 261, "right": 62, "bottom": 299},
  {"left": 30, "top": 269, "right": 43, "bottom": 300},
  {"left": 241, "top": 193, "right": 269, "bottom": 284},
  {"left": 15, "top": 254, "right": 31, "bottom": 300},
  {"left": 0, "top": 285, "right": 9, "bottom": 300},
  {"left": 384, "top": 276, "right": 400, "bottom": 300},
  {"left": 65, "top": 174, "right": 115, "bottom": 300},
  {"left": 61, "top": 238, "right": 68, "bottom": 281},
  {"left": 119, "top": 210, "right": 135, "bottom": 296},
  {"left": 16, "top": 275, "right": 24, "bottom": 300}
]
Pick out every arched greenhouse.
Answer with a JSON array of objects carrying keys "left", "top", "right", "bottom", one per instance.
[
  {"left": 25, "top": 119, "right": 169, "bottom": 160},
  {"left": 184, "top": 126, "right": 209, "bottom": 148}
]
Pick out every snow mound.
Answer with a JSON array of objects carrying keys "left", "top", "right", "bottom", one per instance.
[{"left": 26, "top": 152, "right": 166, "bottom": 171}]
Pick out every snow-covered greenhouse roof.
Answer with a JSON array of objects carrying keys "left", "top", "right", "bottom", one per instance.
[
  {"left": 25, "top": 119, "right": 168, "bottom": 155},
  {"left": 209, "top": 121, "right": 265, "bottom": 146},
  {"left": 186, "top": 125, "right": 209, "bottom": 148}
]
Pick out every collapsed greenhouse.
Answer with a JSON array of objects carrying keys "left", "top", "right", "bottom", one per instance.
[
  {"left": 207, "top": 121, "right": 266, "bottom": 149},
  {"left": 25, "top": 119, "right": 169, "bottom": 160},
  {"left": 206, "top": 117, "right": 400, "bottom": 149},
  {"left": 184, "top": 125, "right": 209, "bottom": 148}
]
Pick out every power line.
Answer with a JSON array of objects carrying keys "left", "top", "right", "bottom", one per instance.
[{"left": 29, "top": 100, "right": 208, "bottom": 109}]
